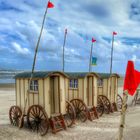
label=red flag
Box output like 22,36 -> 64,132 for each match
113,31 -> 117,35
92,38 -> 96,43
47,1 -> 54,8
123,61 -> 140,96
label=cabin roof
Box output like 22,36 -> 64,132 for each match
15,71 -> 119,79
15,71 -> 100,79
97,73 -> 120,79
66,72 -> 88,78
15,71 -> 68,79
66,72 -> 100,78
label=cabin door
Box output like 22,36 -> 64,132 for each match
87,76 -> 94,106
50,76 -> 61,114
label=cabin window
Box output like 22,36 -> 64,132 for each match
98,79 -> 103,86
69,79 -> 78,89
30,80 -> 38,91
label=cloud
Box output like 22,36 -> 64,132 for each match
132,55 -> 137,62
12,42 -> 30,56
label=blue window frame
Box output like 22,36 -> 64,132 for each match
30,80 -> 38,91
69,79 -> 78,89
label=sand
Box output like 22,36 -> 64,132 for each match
0,85 -> 140,140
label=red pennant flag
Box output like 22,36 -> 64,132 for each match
92,38 -> 96,43
47,1 -> 54,8
123,61 -> 140,96
113,31 -> 117,35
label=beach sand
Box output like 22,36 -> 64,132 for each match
0,84 -> 140,140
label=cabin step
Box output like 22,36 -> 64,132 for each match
87,106 -> 98,121
49,113 -> 66,134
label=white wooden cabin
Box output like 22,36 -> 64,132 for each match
15,71 -> 68,118
65,72 -> 100,107
97,73 -> 120,104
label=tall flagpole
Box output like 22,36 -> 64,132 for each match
19,0 -> 54,128
89,42 -> 93,72
110,33 -> 115,75
109,32 -> 117,110
62,29 -> 68,72
89,38 -> 96,72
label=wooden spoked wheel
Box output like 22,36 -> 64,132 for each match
27,105 -> 49,136
96,97 -> 104,117
70,99 -> 88,122
9,106 -> 22,126
64,101 -> 76,127
117,94 -> 123,110
98,95 -> 111,114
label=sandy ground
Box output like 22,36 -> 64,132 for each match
0,86 -> 140,140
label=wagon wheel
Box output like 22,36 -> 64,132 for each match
27,105 -> 49,136
96,97 -> 104,117
70,99 -> 88,122
64,101 -> 76,127
117,94 -> 123,110
9,106 -> 22,126
98,95 -> 111,114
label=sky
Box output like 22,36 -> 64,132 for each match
1,0 -> 140,74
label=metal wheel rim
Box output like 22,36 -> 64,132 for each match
70,99 -> 88,122
64,100 -> 76,127
117,94 -> 123,110
98,95 -> 111,114
97,97 -> 104,117
9,106 -> 22,126
27,105 -> 49,136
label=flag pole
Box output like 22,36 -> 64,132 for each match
110,33 -> 115,75
109,32 -> 116,111
117,90 -> 128,140
62,29 -> 68,72
19,1 -> 50,128
89,42 -> 93,72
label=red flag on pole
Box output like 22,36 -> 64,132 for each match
92,38 -> 96,43
123,61 -> 140,96
113,31 -> 117,35
47,1 -> 54,8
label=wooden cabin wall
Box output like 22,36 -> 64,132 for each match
44,77 -> 51,117
110,76 -> 119,103
84,78 -> 87,105
64,78 -> 69,100
86,76 -> 97,107
109,76 -> 119,103
66,78 -> 85,102
103,79 -> 109,98
60,76 -> 66,114
87,77 -> 93,106
16,79 -> 21,108
110,77 -> 115,103
115,77 -> 118,103
79,78 -> 84,101
97,86 -> 103,96
97,76 -> 119,103
16,78 -> 52,117
16,79 -> 28,111
94,77 -> 98,106
66,76 -> 98,107
107,79 -> 110,100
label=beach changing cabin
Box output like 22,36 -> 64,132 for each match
65,72 -> 100,107
97,73 -> 120,106
15,71 -> 69,117
11,71 -> 76,135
